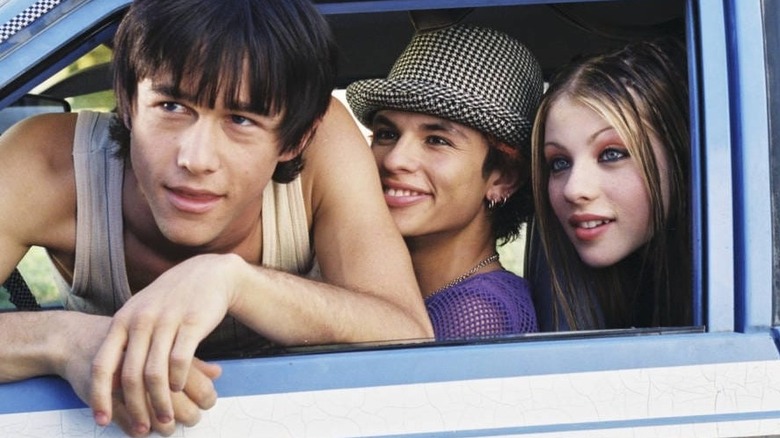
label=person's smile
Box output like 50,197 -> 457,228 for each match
568,212 -> 614,242
381,180 -> 431,208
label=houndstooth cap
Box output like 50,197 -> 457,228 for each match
346,24 -> 543,152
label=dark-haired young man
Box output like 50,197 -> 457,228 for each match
0,0 -> 432,435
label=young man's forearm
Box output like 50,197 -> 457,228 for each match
0,310 -> 84,381
229,258 -> 433,346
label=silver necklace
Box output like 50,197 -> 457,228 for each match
428,253 -> 499,297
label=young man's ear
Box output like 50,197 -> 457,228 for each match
486,167 -> 521,202
486,142 -> 529,199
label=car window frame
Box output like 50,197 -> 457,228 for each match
0,0 -> 779,415
763,0 -> 780,328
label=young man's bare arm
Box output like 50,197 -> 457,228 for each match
0,115 -> 126,422
91,98 -> 433,430
0,113 -> 80,381
0,114 -> 219,436
278,97 -> 433,341
218,97 -> 432,343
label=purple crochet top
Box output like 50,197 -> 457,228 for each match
425,270 -> 537,341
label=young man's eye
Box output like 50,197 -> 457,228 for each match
426,136 -> 451,147
161,101 -> 185,112
599,147 -> 629,162
230,115 -> 253,126
370,129 -> 398,145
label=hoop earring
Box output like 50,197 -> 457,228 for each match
487,194 -> 508,211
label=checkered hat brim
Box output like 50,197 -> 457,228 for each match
347,24 -> 543,151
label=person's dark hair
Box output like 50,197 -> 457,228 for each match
110,0 -> 337,183
482,135 -> 533,245
531,37 -> 691,329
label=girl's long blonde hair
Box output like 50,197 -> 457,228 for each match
531,39 -> 691,329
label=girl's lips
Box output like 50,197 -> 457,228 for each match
573,221 -> 611,241
570,216 -> 614,241
166,187 -> 223,214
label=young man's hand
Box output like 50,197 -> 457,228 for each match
89,254 -> 240,435
102,359 -> 221,436
52,311 -> 219,436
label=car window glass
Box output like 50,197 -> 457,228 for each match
2,0 -> 701,346
764,0 -> 780,326
31,44 -> 114,111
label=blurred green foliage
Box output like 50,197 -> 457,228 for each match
498,224 -> 526,276
34,44 -> 115,111
1,246 -> 60,310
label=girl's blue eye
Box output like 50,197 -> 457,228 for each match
549,157 -> 570,173
599,148 -> 629,162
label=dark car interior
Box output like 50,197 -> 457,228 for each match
326,1 -> 685,86
6,1 -> 686,104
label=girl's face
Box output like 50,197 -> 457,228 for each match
370,110 -> 499,240
542,96 -> 669,268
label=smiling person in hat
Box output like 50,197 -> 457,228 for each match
347,24 -> 543,340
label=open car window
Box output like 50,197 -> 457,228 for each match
2,2 -> 780,436
1,0 -> 701,344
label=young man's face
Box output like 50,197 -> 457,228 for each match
370,110 -> 496,242
127,77 -> 295,249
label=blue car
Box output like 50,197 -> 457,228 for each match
1,0 -> 779,436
